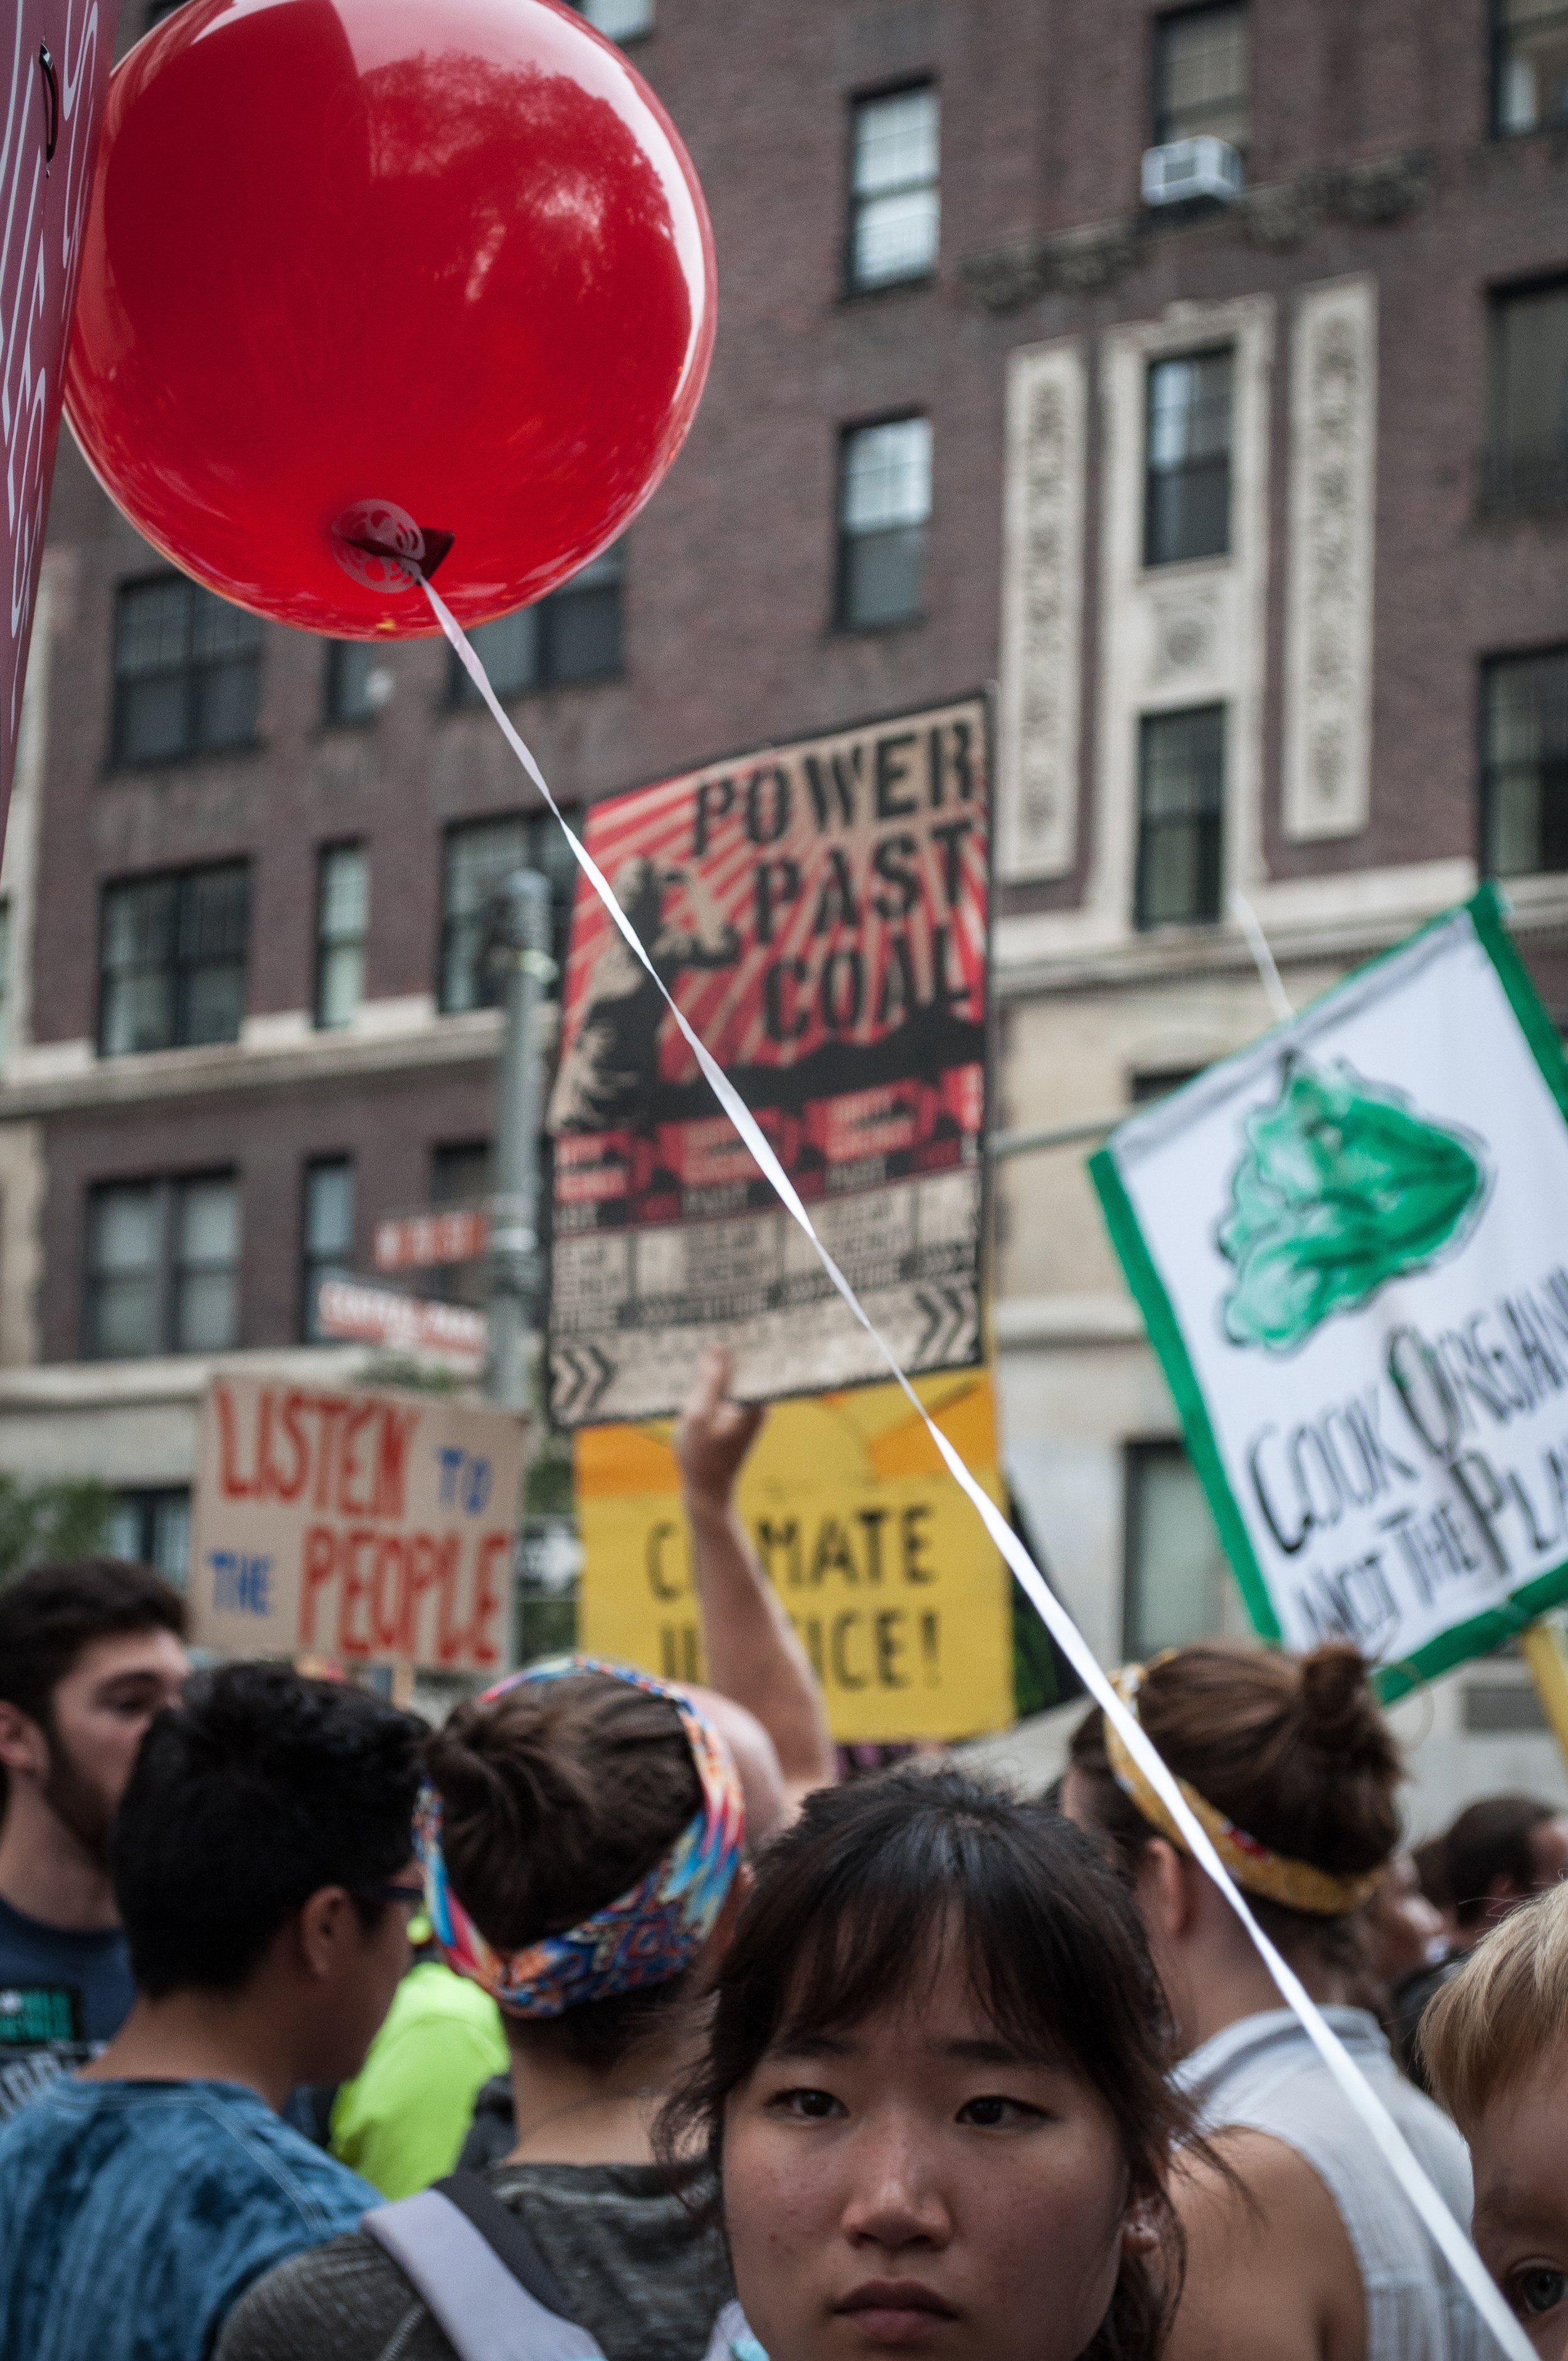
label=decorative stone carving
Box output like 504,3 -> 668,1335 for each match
961,240 -> 1050,316
1149,587 -> 1220,686
1334,149 -> 1435,225
999,339 -> 1087,880
1044,218 -> 1138,292
1283,278 -> 1377,841
1239,173 -> 1328,250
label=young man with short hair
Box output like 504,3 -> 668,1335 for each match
0,1661 -> 425,2361
0,1558 -> 188,2108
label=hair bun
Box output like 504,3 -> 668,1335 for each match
1296,1644 -> 1379,1754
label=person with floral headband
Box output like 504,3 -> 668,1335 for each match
218,1654 -> 750,2361
1062,1642 -> 1485,2361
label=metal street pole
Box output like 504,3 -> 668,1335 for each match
484,868 -> 554,1411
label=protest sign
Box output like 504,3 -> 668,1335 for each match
547,696 -> 991,1425
576,1370 -> 1012,1741
2,3 -> 118,814
188,1373 -> 527,1672
1092,888 -> 1568,1698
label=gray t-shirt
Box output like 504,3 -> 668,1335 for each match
215,2160 -> 731,2361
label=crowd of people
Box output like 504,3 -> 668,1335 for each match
1,1349 -> 1567,2360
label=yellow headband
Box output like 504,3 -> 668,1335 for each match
1102,1663 -> 1385,1918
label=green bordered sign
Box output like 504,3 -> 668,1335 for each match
1090,888 -> 1568,1700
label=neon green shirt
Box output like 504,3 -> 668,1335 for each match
329,1958 -> 509,2199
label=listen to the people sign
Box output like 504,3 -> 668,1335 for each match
189,1374 -> 528,1673
1093,889 -> 1568,1698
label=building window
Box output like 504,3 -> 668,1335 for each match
1153,4 -> 1249,149
450,544 -> 624,707
1136,706 -> 1225,928
1486,280 -> 1568,514
849,86 -> 940,290
1494,0 -> 1568,134
1483,649 -> 1568,876
301,1157 -> 356,1341
838,417 -> 931,630
111,577 -> 262,767
99,863 -> 250,1056
144,0 -> 187,24
571,0 -> 652,37
85,1174 -> 240,1359
439,814 -> 578,1015
1145,349 -> 1233,566
432,1140 -> 494,1310
315,844 -> 368,1029
324,642 -> 392,726
1124,1440 -> 1229,1657
107,1488 -> 191,1584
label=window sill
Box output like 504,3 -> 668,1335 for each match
442,671 -> 625,714
839,271 -> 939,306
1138,549 -> 1233,580
829,613 -> 928,639
102,738 -> 267,778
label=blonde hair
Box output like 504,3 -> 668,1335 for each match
1419,1880 -> 1568,2131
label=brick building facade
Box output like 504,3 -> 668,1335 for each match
5,0 -> 1568,1813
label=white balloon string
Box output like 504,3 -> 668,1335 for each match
421,575 -> 1522,2360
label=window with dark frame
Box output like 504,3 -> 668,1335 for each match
324,642 -> 391,726
1152,4 -> 1249,149
1136,706 -> 1226,929
111,578 -> 262,767
1130,1066 -> 1202,1105
1483,649 -> 1568,877
315,844 -> 368,1029
431,1140 -> 495,1310
99,863 -> 250,1056
848,85 -> 940,291
838,416 -> 931,629
449,544 -> 624,707
107,1488 -> 191,1584
438,813 -> 578,1016
85,1173 -> 240,1359
1145,349 -> 1234,566
1123,1440 -> 1229,1657
301,1157 -> 356,1342
1486,279 -> 1568,514
1493,0 -> 1568,134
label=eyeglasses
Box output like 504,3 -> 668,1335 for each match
359,1880 -> 426,1913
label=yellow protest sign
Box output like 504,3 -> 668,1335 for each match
576,1371 -> 1012,1742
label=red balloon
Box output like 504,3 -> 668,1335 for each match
63,0 -> 716,637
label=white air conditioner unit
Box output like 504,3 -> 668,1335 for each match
1141,136 -> 1244,208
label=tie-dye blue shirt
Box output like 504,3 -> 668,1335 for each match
0,2075 -> 376,2361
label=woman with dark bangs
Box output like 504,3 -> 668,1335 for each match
662,1764 -> 1197,2361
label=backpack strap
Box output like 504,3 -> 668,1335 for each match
363,2172 -> 605,2361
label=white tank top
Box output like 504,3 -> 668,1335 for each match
1174,2007 -> 1498,2361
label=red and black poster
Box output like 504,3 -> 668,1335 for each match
1,2 -> 119,819
548,695 -> 990,1426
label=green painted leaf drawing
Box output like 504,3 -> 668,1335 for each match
1216,1056 -> 1490,1354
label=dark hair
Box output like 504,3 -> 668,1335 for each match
1067,1643 -> 1402,1968
662,1766 -> 1197,2361
110,1662 -> 423,1997
0,1558 -> 187,1726
1411,1832 -> 1453,1916
1444,1793 -> 1557,1931
0,1558 -> 188,1811
423,1670 -> 702,2070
